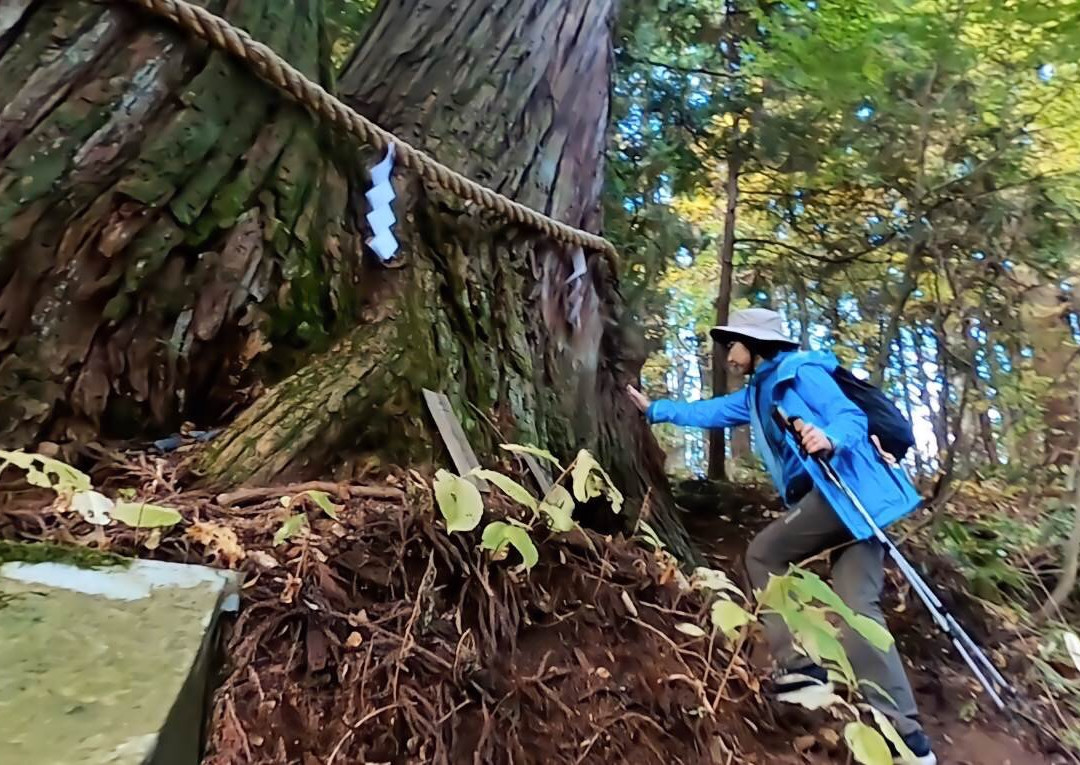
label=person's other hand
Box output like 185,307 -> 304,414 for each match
626,385 -> 651,414
793,419 -> 833,457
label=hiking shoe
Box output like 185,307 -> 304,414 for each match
767,663 -> 834,707
888,729 -> 937,765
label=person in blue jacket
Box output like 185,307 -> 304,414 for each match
627,308 -> 936,765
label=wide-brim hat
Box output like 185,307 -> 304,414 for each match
710,307 -> 799,347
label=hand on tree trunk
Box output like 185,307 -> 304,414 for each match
626,385 -> 651,414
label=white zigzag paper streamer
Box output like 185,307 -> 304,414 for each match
366,143 -> 398,262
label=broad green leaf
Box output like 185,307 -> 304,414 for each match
537,484 -> 575,532
864,706 -> 915,762
480,521 -> 539,569
570,449 -> 624,513
112,501 -> 182,529
303,490 -> 342,519
789,569 -> 893,652
273,514 -> 309,545
0,450 -> 92,494
433,469 -> 484,532
675,622 -> 708,638
71,491 -> 114,525
781,605 -> 855,684
499,443 -> 563,469
843,722 -> 892,765
710,599 -> 754,638
469,469 -> 538,511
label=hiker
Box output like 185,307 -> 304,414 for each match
626,308 -> 937,765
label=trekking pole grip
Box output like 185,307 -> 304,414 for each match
772,406 -> 830,461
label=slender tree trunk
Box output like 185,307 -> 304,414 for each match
913,326 -> 948,459
1038,380 -> 1080,620
709,120 -> 740,480
897,333 -> 925,475
1015,264 -> 1079,466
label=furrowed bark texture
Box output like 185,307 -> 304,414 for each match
0,0 -> 694,557
1,0 -> 353,444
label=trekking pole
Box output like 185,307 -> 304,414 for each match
772,406 -> 1017,713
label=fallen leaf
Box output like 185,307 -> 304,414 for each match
248,550 -> 280,569
187,522 -> 246,566
143,528 -> 162,550
345,632 -> 363,650
112,501 -> 182,528
1064,631 -> 1080,673
71,490 -> 114,525
675,622 -> 707,639
794,734 -> 816,752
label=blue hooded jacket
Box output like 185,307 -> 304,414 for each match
647,350 -> 921,539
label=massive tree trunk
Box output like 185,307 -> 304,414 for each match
0,0 -> 696,556
1,0 -> 346,444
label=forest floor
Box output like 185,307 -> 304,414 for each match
0,446 -> 1077,764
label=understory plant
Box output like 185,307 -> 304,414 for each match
432,445 -> 913,764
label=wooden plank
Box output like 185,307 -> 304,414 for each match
422,389 -> 488,492
522,453 -> 553,493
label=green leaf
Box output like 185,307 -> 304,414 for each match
710,599 -> 754,638
636,519 -> 666,550
864,706 -> 916,762
843,721 -> 892,765
789,569 -> 893,652
499,443 -> 563,469
0,450 -> 92,495
469,469 -> 538,511
433,469 -> 484,532
303,490 -> 342,519
538,485 -> 575,532
273,514 -> 309,546
112,501 -> 182,529
480,521 -> 539,569
570,449 -> 624,513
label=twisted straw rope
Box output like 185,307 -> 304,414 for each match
114,0 -> 620,264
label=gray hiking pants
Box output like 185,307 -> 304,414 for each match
745,488 -> 922,736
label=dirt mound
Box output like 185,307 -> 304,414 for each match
4,459 -> 1077,764
1,457 -> 780,765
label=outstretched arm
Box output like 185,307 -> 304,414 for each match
627,385 -> 752,429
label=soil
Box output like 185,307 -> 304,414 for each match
0,460 -> 1076,764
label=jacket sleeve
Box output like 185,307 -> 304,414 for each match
646,390 -> 752,429
788,365 -> 868,454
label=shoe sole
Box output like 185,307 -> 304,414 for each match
895,754 -> 936,765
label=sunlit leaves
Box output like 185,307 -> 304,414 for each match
433,469 -> 484,532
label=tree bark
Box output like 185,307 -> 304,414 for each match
1015,264 -> 1079,467
709,120 -> 740,480
0,0 -> 352,445
0,0 -> 697,559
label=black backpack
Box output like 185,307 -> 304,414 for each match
831,366 -> 916,461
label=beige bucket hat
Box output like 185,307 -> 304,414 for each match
709,308 -> 799,347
